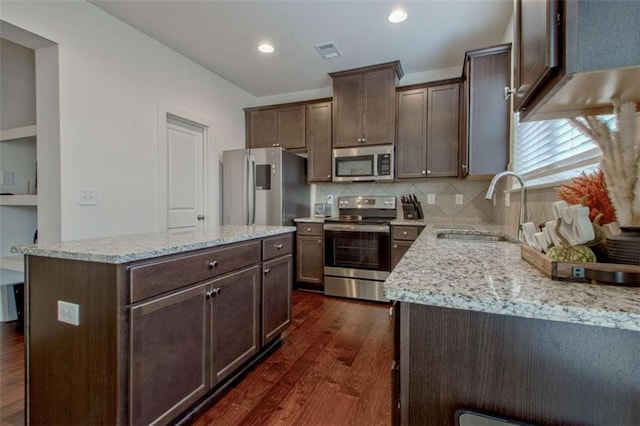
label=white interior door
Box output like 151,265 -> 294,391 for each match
166,117 -> 205,230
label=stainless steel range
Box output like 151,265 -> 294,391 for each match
324,195 -> 396,303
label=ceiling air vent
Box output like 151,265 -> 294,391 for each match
315,42 -> 342,60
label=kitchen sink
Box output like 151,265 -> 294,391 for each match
436,232 -> 507,242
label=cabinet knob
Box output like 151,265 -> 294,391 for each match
393,244 -> 398,248
307,227 -> 312,232
403,231 -> 408,235
264,268 -> 271,274
327,174 -> 331,178
208,261 -> 218,269
421,170 -> 426,175
197,214 -> 205,220
317,239 -> 322,244
461,164 -> 467,171
274,243 -> 284,250
205,289 -> 214,298
427,170 -> 431,175
213,287 -> 221,296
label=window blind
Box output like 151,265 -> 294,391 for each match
513,114 -> 615,186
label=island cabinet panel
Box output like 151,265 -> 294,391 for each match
331,61 -> 402,148
130,282 -> 210,426
211,265 -> 261,384
397,303 -> 640,425
129,240 -> 261,303
262,254 -> 293,346
306,101 -> 333,182
27,256 -> 126,425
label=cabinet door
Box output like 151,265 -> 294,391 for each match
513,0 -> 560,111
467,48 -> 511,175
397,89 -> 428,179
333,73 -> 363,148
296,235 -> 324,283
210,265 -> 261,385
278,105 -> 306,149
130,283 -> 210,426
362,68 -> 396,146
427,84 -> 459,177
307,102 -> 333,182
391,240 -> 414,270
247,109 -> 278,148
262,255 -> 292,346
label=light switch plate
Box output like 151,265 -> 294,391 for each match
427,194 -> 436,205
455,194 -> 464,205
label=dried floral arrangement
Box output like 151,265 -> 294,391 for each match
557,170 -> 616,224
569,101 -> 640,227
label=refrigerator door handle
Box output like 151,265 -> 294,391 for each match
249,154 -> 256,225
244,153 -> 250,225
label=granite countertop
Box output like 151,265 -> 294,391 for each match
12,225 -> 295,264
384,224 -> 640,332
293,217 -> 326,223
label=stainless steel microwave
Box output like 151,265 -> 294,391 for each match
332,145 -> 394,182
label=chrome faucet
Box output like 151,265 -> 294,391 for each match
485,171 -> 527,242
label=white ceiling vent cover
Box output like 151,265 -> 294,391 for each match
315,42 -> 342,60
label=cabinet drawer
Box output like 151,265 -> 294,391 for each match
392,226 -> 423,241
263,234 -> 293,260
297,223 -> 323,236
129,240 -> 261,303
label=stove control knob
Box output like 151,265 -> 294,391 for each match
344,201 -> 349,205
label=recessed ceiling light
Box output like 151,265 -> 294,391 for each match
387,9 -> 408,23
258,43 -> 275,54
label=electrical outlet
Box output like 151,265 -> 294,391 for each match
57,300 -> 80,326
455,194 -> 464,205
505,192 -> 511,207
1,170 -> 14,185
427,194 -> 436,205
78,189 -> 97,206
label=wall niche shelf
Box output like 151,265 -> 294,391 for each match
0,125 -> 37,142
0,194 -> 38,206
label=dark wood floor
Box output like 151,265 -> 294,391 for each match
0,290 -> 392,426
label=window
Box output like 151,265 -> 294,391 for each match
513,114 -> 615,187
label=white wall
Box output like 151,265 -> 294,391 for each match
1,1 -> 254,240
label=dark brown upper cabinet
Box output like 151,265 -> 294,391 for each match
396,81 -> 461,179
330,61 -> 403,148
460,44 -> 511,177
245,103 -> 307,149
306,101 -> 333,182
513,0 -> 640,121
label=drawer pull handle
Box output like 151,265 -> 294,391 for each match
403,231 -> 408,235
307,227 -> 312,232
208,261 -> 218,269
264,268 -> 271,274
275,244 -> 284,250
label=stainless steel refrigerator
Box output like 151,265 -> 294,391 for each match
222,147 -> 309,226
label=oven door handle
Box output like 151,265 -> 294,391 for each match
324,224 -> 390,233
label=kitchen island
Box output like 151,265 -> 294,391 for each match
385,224 -> 640,425
12,225 -> 295,425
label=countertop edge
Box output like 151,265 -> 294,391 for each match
12,227 -> 295,264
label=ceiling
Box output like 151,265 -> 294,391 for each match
89,0 -> 513,98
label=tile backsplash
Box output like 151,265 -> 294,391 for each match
313,179 -> 494,222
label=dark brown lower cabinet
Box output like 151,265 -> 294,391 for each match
395,302 -> 640,425
262,255 -> 292,346
130,283 -> 210,426
211,265 -> 261,384
25,233 -> 294,425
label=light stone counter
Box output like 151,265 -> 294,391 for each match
12,225 -> 295,264
293,217 -> 326,223
384,224 -> 640,332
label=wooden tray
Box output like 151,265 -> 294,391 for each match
521,245 -> 640,286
